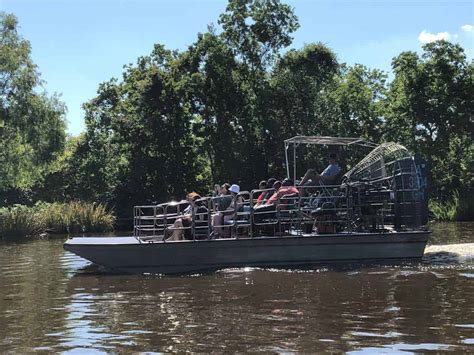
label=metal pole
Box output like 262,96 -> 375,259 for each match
285,142 -> 290,179
293,144 -> 297,183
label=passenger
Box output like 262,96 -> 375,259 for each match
212,184 -> 243,238
299,153 -> 342,194
266,179 -> 299,205
272,180 -> 282,191
254,179 -> 298,224
225,183 -> 243,217
166,192 -> 205,241
262,177 -> 277,201
254,180 -> 268,207
221,183 -> 231,194
212,183 -> 232,211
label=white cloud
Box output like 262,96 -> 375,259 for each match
461,24 -> 473,32
418,30 -> 450,43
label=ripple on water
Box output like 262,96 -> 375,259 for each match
1,235 -> 474,353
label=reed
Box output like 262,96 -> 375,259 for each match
0,202 -> 115,238
0,205 -> 44,237
38,201 -> 115,234
429,190 -> 460,222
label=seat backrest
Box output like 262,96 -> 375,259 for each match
193,206 -> 210,238
279,193 -> 299,208
213,195 -> 233,211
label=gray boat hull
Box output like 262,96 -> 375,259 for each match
64,231 -> 430,274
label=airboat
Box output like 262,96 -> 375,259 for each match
64,136 -> 430,274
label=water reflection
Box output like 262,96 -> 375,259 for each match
429,222 -> 474,244
0,224 -> 473,352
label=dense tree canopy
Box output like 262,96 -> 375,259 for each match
0,12 -> 66,204
1,1 -> 472,221
385,41 -> 473,199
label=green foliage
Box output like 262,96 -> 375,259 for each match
384,41 -> 473,199
0,13 -> 66,203
429,190 -> 460,222
219,0 -> 299,68
36,201 -> 115,234
59,1 -> 473,223
0,204 -> 44,237
1,2 -> 472,223
0,202 -> 115,237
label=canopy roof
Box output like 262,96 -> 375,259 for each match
284,136 -> 376,147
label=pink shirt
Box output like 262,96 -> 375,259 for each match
266,186 -> 299,205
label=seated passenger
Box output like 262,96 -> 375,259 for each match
299,153 -> 342,190
262,177 -> 277,200
212,183 -> 233,211
212,184 -> 243,238
266,179 -> 299,205
254,180 -> 268,207
254,179 -> 298,223
272,180 -> 282,191
166,192 -> 205,241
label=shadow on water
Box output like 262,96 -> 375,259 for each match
69,251 -> 474,280
424,251 -> 464,264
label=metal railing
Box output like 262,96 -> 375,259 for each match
133,167 -> 424,242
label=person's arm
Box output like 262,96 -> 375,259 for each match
266,191 -> 280,205
300,169 -> 320,185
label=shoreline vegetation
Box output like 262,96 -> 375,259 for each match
0,0 -> 472,237
429,191 -> 462,222
0,202 -> 115,238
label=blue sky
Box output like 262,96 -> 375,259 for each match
2,0 -> 473,135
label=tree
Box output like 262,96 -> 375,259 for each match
66,45 -> 204,218
329,64 -> 387,141
0,13 -> 66,204
384,40 -> 473,200
267,43 -> 339,175
219,0 -> 299,69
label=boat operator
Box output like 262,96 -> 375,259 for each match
299,153 -> 342,189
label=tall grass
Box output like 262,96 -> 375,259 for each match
0,202 -> 115,238
429,190 -> 460,222
0,205 -> 45,237
38,201 -> 115,234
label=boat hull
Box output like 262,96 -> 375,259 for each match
64,231 -> 430,274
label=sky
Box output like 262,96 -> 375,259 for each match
1,0 -> 473,135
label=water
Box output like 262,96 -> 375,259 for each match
0,223 -> 473,353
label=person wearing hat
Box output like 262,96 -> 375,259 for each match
211,184 -> 243,238
229,184 -> 240,195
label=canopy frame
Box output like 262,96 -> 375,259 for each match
284,136 -> 377,181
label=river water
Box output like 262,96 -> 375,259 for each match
0,223 -> 473,353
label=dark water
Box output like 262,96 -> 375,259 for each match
0,223 -> 473,353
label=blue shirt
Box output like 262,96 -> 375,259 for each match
321,163 -> 341,178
